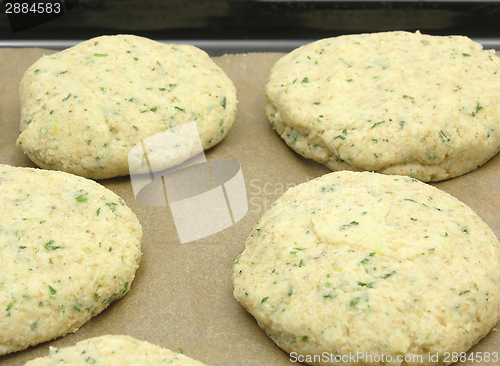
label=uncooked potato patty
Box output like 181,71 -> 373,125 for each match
17,35 -> 237,179
24,335 -> 209,366
233,171 -> 500,365
0,164 -> 142,355
266,31 -> 500,181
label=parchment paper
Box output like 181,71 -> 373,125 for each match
1,48 -> 499,366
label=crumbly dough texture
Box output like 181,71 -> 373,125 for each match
233,171 -> 500,366
24,335 -> 209,366
0,164 -> 143,355
17,34 -> 237,179
266,31 -> 500,182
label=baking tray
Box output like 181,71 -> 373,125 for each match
1,1 -> 500,366
1,0 -> 500,53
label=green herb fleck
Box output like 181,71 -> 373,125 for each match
301,335 -> 308,341
150,107 -> 157,112
439,130 -> 450,144
221,96 -> 226,109
48,285 -> 57,296
75,194 -> 87,203
94,53 -> 108,57
106,202 -> 118,216
45,240 -> 61,251
459,290 -> 470,296
370,121 -> 385,129
6,302 -> 12,317
62,93 -> 71,102
261,297 -> 269,303
341,221 -> 359,230
175,106 -> 185,112
474,103 -> 483,115
302,77 -> 309,83
274,298 -> 283,313
358,282 -> 374,288
349,297 -> 361,307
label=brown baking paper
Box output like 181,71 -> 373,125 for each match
1,47 -> 499,366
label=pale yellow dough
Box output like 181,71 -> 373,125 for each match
233,171 -> 500,366
266,31 -> 500,182
24,335 -> 210,366
0,164 -> 142,355
17,35 -> 237,179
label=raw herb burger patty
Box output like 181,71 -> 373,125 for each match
233,171 -> 500,366
17,35 -> 237,179
24,335 -> 210,366
0,164 -> 142,355
266,31 -> 500,182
